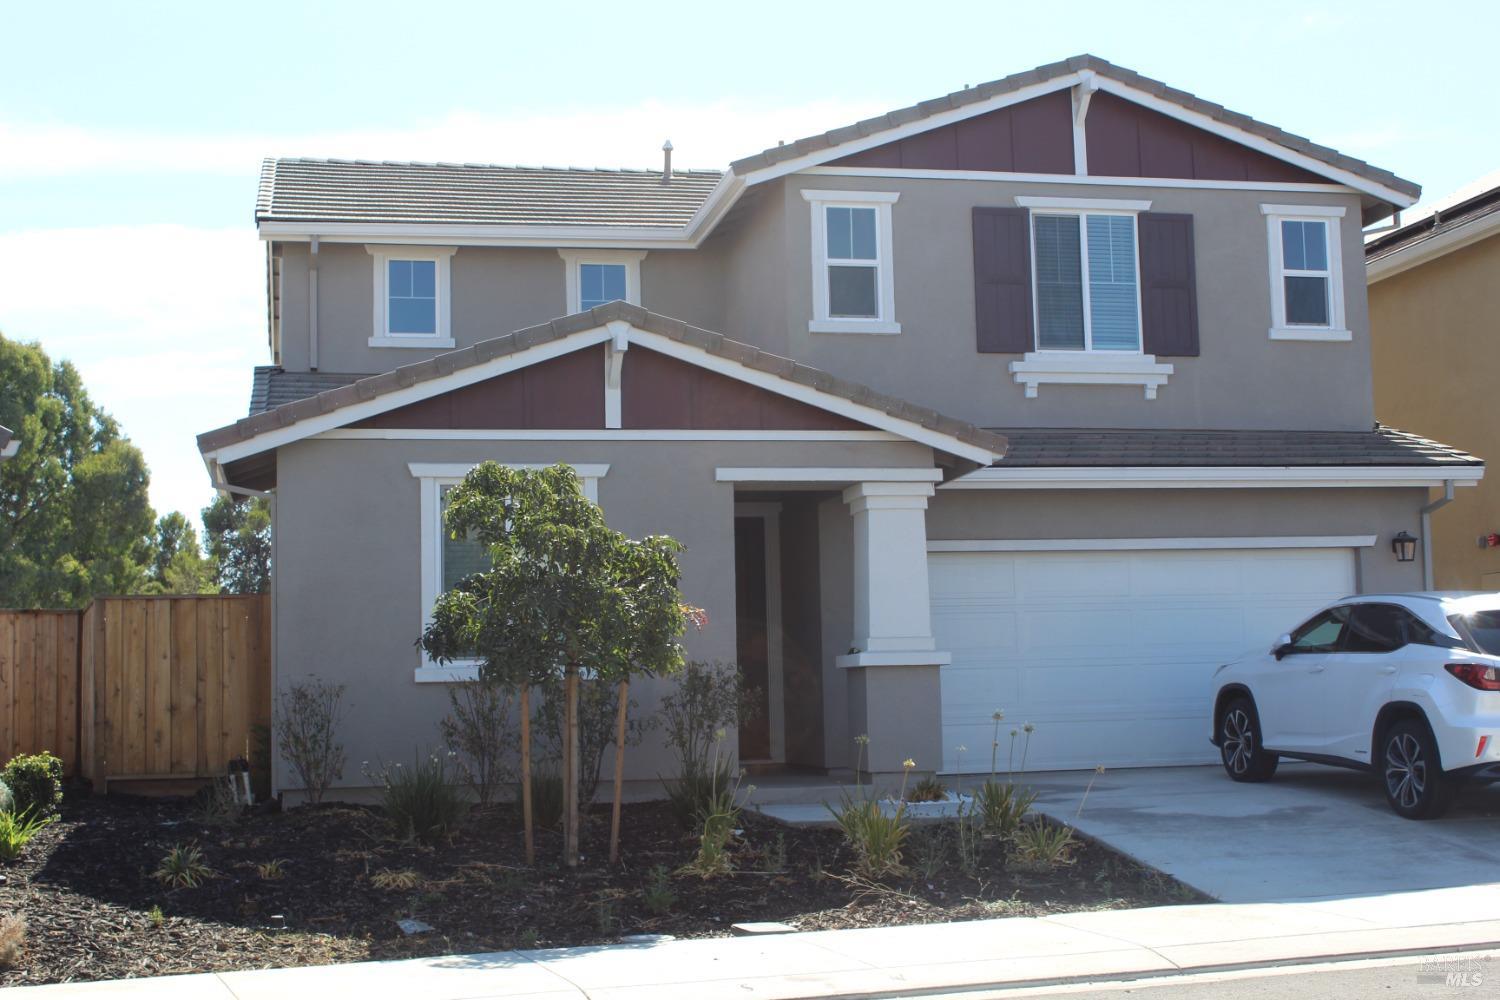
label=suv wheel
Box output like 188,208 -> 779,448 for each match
1219,697 -> 1278,782
1381,719 -> 1453,820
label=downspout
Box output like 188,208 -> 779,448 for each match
308,236 -> 320,371
1420,480 -> 1456,590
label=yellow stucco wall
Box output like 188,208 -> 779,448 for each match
1369,234 -> 1500,589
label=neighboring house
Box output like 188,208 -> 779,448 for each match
0,425 -> 16,461
199,54 -> 1482,796
1367,172 -> 1500,590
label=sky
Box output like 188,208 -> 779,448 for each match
1,0 -> 1496,529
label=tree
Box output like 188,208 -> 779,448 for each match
143,512 -> 215,595
419,463 -> 689,867
0,335 -> 156,607
203,494 -> 271,594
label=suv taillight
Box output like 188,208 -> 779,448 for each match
1445,663 -> 1500,691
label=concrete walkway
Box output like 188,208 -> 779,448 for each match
9,886 -> 1500,999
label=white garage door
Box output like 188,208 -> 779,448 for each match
930,545 -> 1356,773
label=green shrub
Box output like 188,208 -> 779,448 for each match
440,680 -> 516,808
829,795 -> 909,878
366,753 -> 468,845
973,780 -> 1036,842
664,756 -> 737,830
0,808 -> 55,861
642,864 -> 676,915
1011,819 -> 1077,871
528,764 -> 564,830
678,766 -> 751,879
906,776 -> 948,803
153,843 -> 213,888
656,662 -> 760,829
2,753 -> 63,819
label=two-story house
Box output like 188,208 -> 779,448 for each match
199,55 -> 1482,798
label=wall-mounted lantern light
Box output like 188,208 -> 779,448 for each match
1392,531 -> 1419,563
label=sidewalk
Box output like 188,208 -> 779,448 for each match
9,885 -> 1500,999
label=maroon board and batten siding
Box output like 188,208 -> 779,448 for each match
831,89 -> 1325,186
349,345 -> 864,432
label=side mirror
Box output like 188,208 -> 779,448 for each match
1272,634 -> 1293,660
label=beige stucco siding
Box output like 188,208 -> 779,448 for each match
270,435 -> 932,795
1370,235 -> 1500,588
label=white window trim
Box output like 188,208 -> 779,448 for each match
409,462 -> 609,683
801,189 -> 900,335
1013,201 -> 1169,399
557,249 -> 646,314
1260,204 -> 1349,342
368,245 -> 457,348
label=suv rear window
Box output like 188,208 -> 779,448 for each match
1451,610 -> 1500,655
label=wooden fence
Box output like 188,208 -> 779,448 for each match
0,595 -> 270,790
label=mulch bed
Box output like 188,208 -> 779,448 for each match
2,788 -> 1205,986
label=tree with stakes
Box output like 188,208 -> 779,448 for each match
418,462 -> 690,866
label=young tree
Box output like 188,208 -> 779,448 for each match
0,334 -> 156,607
419,463 -> 689,867
143,511 -> 215,594
202,494 -> 271,593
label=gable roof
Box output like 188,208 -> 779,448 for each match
256,158 -> 723,228
730,54 -> 1419,209
198,301 -> 1008,473
1366,171 -> 1500,282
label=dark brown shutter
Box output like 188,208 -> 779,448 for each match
972,207 -> 1034,353
1139,212 -> 1199,357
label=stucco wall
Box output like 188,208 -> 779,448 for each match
271,436 -> 932,796
1369,235 -> 1500,589
928,485 -> 1429,594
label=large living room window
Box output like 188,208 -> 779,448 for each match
802,190 -> 900,335
408,463 -> 609,681
1261,204 -> 1349,342
367,245 -> 456,348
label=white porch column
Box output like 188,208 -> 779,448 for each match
835,481 -> 948,780
835,482 -> 950,668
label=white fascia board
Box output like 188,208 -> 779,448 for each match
408,462 -> 610,480
943,465 -> 1486,490
716,467 -> 944,484
928,535 -> 1379,552
1093,77 -> 1417,209
1367,210 -> 1500,283
626,327 -> 1002,465
738,73 -> 1087,186
803,165 -> 1358,195
257,221 -> 701,250
205,326 -> 615,465
319,428 -> 901,442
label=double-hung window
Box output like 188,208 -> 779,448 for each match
368,245 -> 456,348
558,250 -> 645,314
1031,210 -> 1142,352
802,190 -> 900,334
1261,204 -> 1348,341
409,463 -> 609,682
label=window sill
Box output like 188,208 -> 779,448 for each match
413,664 -> 480,683
369,335 -> 456,349
809,319 -> 902,335
1008,351 -> 1174,400
1268,327 -> 1351,342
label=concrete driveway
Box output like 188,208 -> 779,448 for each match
1028,763 -> 1500,903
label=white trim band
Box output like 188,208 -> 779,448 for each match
1014,195 -> 1152,211
927,535 -> 1379,553
944,465 -> 1485,490
716,467 -> 944,483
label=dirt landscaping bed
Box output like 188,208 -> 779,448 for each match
2,789 -> 1204,986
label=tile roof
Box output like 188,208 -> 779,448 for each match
200,301 -> 1009,458
1365,174 -> 1500,263
984,427 -> 1481,468
256,159 -> 723,228
730,54 -> 1420,203
249,366 -> 364,415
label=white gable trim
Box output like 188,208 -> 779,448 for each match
203,321 -> 1004,467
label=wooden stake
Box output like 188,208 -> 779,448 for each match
608,678 -> 629,865
563,663 -> 580,868
519,683 -> 534,865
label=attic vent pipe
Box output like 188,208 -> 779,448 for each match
661,140 -> 673,183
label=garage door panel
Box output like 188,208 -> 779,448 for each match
934,545 -> 1356,772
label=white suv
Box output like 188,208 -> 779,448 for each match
1211,593 -> 1500,819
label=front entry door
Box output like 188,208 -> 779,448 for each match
735,516 -> 771,761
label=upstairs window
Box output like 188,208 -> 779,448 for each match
1261,205 -> 1349,342
367,245 -> 456,348
802,190 -> 900,335
1031,211 -> 1141,352
558,250 -> 645,314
